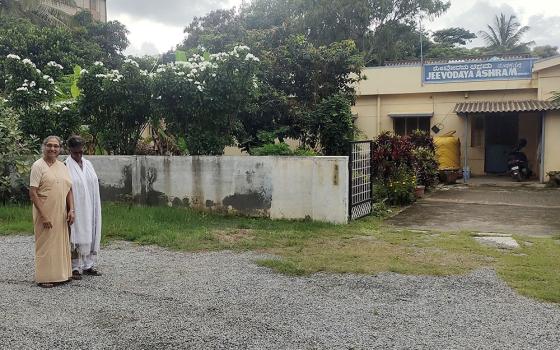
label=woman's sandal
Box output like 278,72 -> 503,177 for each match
37,283 -> 55,288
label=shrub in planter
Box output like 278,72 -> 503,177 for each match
374,164 -> 416,205
371,132 -> 415,180
412,146 -> 439,189
409,130 -> 436,151
547,171 -> 560,187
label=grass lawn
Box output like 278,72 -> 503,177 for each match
1,203 -> 559,303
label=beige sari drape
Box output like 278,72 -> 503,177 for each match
30,159 -> 73,283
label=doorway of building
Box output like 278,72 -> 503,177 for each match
484,113 -> 519,173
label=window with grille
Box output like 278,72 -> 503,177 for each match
393,117 -> 431,136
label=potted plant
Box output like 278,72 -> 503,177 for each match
547,171 -> 560,187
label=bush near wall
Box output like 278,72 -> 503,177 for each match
371,131 -> 439,206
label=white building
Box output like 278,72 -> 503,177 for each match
47,0 -> 107,22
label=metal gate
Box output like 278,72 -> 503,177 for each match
348,141 -> 373,220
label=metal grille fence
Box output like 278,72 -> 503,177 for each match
348,141 -> 373,220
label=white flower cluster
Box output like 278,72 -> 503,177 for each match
80,69 -> 89,75
22,58 -> 36,68
124,58 -> 139,68
42,74 -> 55,85
38,88 -> 48,95
7,54 -> 21,60
52,100 -> 74,111
16,86 -> 28,92
209,52 -> 230,62
47,61 -> 63,70
231,45 -> 250,58
245,53 -> 260,62
93,69 -> 123,82
93,61 -> 104,66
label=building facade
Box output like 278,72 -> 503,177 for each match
353,55 -> 560,183
48,0 -> 107,22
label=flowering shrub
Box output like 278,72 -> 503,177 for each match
374,164 -> 416,205
78,59 -> 152,154
2,54 -> 80,140
3,54 -> 61,110
0,103 -> 38,203
152,46 -> 261,155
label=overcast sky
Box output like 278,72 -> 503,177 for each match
106,0 -> 560,56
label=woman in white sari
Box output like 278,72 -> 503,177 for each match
66,135 -> 102,279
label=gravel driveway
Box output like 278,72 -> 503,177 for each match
1,235 -> 559,349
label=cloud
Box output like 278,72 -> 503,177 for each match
125,42 -> 160,57
107,0 -> 235,27
526,15 -> 560,48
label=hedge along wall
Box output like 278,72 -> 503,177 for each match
86,156 -> 349,224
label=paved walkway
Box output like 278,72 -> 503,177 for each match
1,235 -> 560,349
387,184 -> 560,236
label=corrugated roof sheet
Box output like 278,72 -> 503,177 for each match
454,100 -> 560,114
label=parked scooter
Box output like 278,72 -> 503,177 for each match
507,139 -> 532,181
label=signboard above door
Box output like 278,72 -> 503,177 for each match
423,58 -> 534,84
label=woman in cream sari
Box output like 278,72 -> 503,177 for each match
29,136 -> 75,288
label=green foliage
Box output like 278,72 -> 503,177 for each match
250,143 -> 293,156
78,59 -> 152,154
236,36 -> 363,153
374,164 -> 416,206
22,102 -> 81,141
152,46 -> 261,155
412,147 -> 439,189
432,27 -> 476,46
0,104 -> 37,203
371,132 -> 439,205
2,55 -> 81,140
532,45 -> 559,58
182,0 -> 450,65
547,171 -> 560,187
308,94 -> 355,156
54,65 -> 82,101
0,14 -> 129,77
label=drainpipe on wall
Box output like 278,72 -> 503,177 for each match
377,95 -> 381,136
463,114 -> 469,183
540,112 -> 546,183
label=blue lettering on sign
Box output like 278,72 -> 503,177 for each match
423,59 -> 534,83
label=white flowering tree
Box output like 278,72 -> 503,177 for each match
77,59 -> 153,154
2,54 -> 81,141
152,46 -> 261,155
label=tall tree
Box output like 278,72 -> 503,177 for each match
479,13 -> 534,54
425,27 -> 479,59
181,0 -> 451,65
0,0 -> 77,27
532,45 -> 559,59
432,27 -> 476,46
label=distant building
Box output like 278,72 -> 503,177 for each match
353,55 -> 560,183
47,0 -> 107,22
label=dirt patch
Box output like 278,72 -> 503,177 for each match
214,229 -> 256,244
